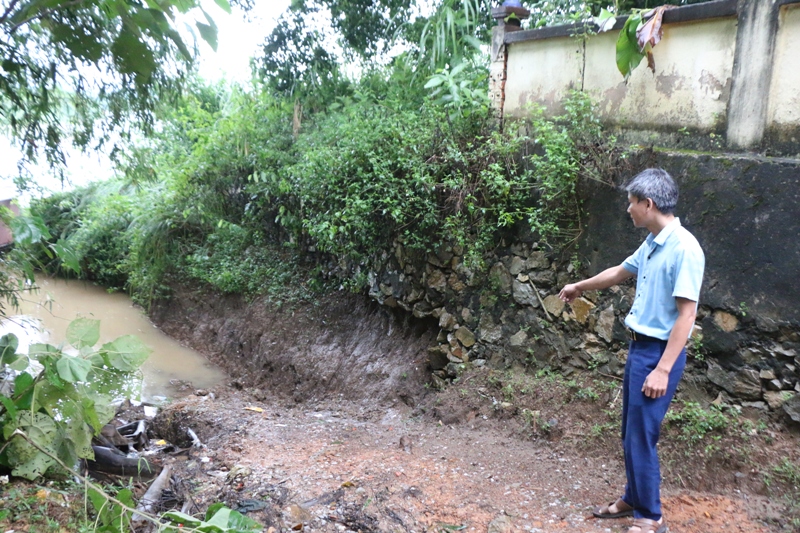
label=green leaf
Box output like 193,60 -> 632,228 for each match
52,239 -> 82,274
196,21 -> 218,51
86,487 -> 107,517
12,373 -> 34,410
101,335 -> 151,372
60,404 -> 95,458
205,506 -> 233,527
162,510 -> 204,527
8,412 -> 59,480
9,215 -> 50,245
164,504 -> 261,532
202,502 -> 261,530
213,0 -> 231,14
66,318 -> 100,349
56,356 -> 92,383
144,0 -> 165,11
43,358 -> 64,389
0,396 -> 17,422
112,24 -> 157,83
462,35 -> 484,52
49,22 -> 104,62
450,62 -> 468,77
424,76 -> 444,89
223,508 -> 261,531
616,13 -> 645,79
89,486 -> 134,531
165,27 -> 193,61
29,343 -> 61,359
34,379 -> 79,417
595,8 -> 617,33
87,351 -> 106,368
0,333 -> 19,366
8,356 -> 29,372
84,391 -> 115,428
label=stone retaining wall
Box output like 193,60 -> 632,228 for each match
366,150 -> 800,423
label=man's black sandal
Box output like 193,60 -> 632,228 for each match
592,498 -> 634,518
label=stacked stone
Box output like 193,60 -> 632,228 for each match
367,238 -> 800,424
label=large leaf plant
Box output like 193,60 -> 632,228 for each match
0,317 -> 150,480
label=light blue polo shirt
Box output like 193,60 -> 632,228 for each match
621,218 -> 705,340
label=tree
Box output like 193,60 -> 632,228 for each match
528,1 -> 713,28
0,0 -> 252,174
255,0 -> 495,110
255,0 -> 418,107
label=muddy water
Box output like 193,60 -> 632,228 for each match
0,276 -> 224,400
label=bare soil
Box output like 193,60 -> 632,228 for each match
151,388 -> 791,533
145,288 -> 800,533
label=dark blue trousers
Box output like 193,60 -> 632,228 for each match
620,339 -> 686,521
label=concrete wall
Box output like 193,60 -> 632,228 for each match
496,0 -> 800,154
584,18 -> 736,132
580,153 -> 800,326
506,17 -> 737,133
767,3 -> 800,149
504,36 -> 583,115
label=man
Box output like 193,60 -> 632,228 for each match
558,168 -> 705,533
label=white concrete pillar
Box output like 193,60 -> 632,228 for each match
727,0 -> 781,150
488,5 -> 530,121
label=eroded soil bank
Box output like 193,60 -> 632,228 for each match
148,287 -> 800,532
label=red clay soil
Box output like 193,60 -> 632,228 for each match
148,289 -> 798,532
155,390 -> 789,533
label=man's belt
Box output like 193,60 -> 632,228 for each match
628,329 -> 665,343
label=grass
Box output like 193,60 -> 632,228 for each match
663,401 -> 732,450
439,365 -> 799,500
763,458 -> 800,527
0,480 -> 95,533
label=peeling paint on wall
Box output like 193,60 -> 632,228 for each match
504,17 -> 737,132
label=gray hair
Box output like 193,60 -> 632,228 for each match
624,168 -> 678,215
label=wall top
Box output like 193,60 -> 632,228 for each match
504,0 -> 738,44
491,5 -> 530,28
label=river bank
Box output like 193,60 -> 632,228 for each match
143,285 -> 800,532
116,382 -> 789,533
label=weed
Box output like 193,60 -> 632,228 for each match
664,401 -> 731,450
587,352 -> 609,371
590,422 -> 616,438
521,407 -> 535,426
773,458 -> 800,486
738,301 -> 749,317
575,386 -> 599,402
764,458 -> 800,523
569,252 -> 582,273
0,482 -> 95,533
689,334 -> 705,361
502,382 -> 515,402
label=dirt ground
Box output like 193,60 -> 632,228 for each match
149,386 -> 791,533
142,289 -> 799,533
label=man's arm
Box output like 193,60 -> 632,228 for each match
558,265 -> 634,303
641,297 -> 697,399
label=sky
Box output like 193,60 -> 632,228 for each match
195,1 -> 291,84
0,0 -> 291,203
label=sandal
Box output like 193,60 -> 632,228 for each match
628,517 -> 667,533
592,497 -> 634,518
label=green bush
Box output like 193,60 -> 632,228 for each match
30,71 -> 611,302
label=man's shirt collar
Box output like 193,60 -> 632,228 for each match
648,217 -> 681,247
